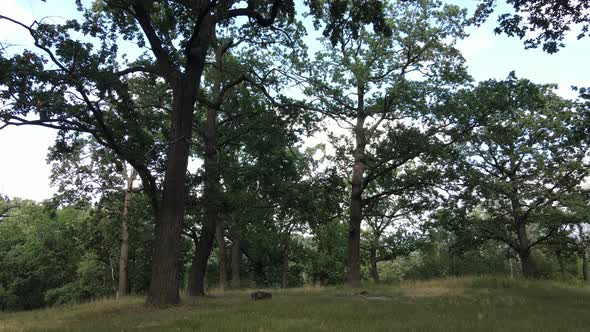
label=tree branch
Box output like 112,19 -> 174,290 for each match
129,3 -> 178,81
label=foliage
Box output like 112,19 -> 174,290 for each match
0,194 -> 154,311
303,0 -> 472,285
0,201 -> 83,310
438,73 -> 589,276
475,0 -> 590,53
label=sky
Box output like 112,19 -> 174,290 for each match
0,0 -> 589,201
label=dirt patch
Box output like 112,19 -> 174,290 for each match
363,296 -> 391,301
333,291 -> 394,301
402,286 -> 461,298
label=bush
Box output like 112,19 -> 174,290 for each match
44,283 -> 87,306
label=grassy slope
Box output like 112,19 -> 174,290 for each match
1,277 -> 590,332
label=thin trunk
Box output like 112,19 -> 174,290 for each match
577,225 -> 588,282
505,226 -> 514,278
109,255 -> 117,294
555,250 -> 566,278
369,247 -> 380,284
281,241 -> 289,288
118,169 -> 136,297
583,250 -> 588,282
348,86 -> 366,288
515,255 -> 522,276
216,218 -> 227,291
231,232 -> 241,288
147,15 -> 214,304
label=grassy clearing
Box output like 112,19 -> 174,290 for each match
2,277 -> 590,331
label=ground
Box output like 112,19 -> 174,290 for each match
1,277 -> 589,331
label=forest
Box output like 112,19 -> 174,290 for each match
0,0 -> 589,325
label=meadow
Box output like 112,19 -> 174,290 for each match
2,277 -> 589,332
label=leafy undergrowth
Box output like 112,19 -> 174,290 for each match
2,277 -> 589,331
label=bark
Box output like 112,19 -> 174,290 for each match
577,225 -> 588,282
187,252 -> 199,295
348,86 -> 367,288
109,255 -> 116,293
231,232 -> 241,288
187,188 -> 217,296
216,218 -> 227,291
147,85 -> 195,305
348,153 -> 364,287
583,250 -> 588,282
369,247 -> 380,284
147,15 -> 215,306
517,249 -> 534,277
281,241 -> 289,288
513,216 -> 536,278
515,221 -> 534,277
509,178 -> 534,278
187,40 -> 224,297
118,168 -> 136,297
188,244 -> 213,294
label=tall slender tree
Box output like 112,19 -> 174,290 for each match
305,0 -> 471,286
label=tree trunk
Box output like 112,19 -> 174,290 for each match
348,184 -> 362,288
147,16 -> 215,306
508,254 -> 514,278
555,249 -> 566,278
109,255 -> 116,294
231,232 -> 241,288
510,184 -> 534,279
281,241 -> 289,288
515,223 -> 533,278
348,94 -> 367,288
187,251 -> 199,294
582,250 -> 588,282
369,247 -> 380,284
118,168 -> 136,298
187,42 -> 224,297
518,249 -> 534,277
515,213 -> 533,277
514,220 -> 534,277
216,218 -> 227,291
147,84 -> 196,305
187,197 -> 217,297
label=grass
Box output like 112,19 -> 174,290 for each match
2,276 -> 590,331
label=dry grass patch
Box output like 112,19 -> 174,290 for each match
399,277 -> 469,298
